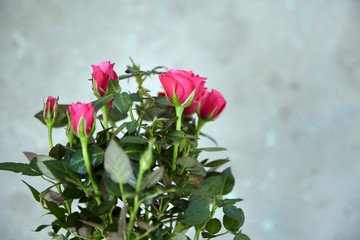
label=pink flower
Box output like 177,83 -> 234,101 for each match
92,61 -> 118,97
44,96 -> 58,121
68,102 -> 95,136
199,89 -> 226,120
159,69 -> 206,107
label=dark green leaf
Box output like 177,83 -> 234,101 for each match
126,121 -> 138,134
233,232 -> 251,240
199,175 -> 223,197
197,147 -> 227,152
201,232 -> 215,238
49,144 -> 66,160
92,94 -> 114,112
223,205 -> 245,232
120,136 -> 148,145
43,160 -> 79,183
46,200 -> 66,222
0,162 -> 31,173
62,187 -> 85,199
204,159 -> 230,168
221,168 -> 235,195
223,215 -> 241,233
206,218 -> 222,234
176,157 -> 198,168
181,196 -> 210,226
125,144 -> 145,160
167,130 -> 185,142
22,180 -> 40,202
34,224 -> 50,232
155,96 -> 172,106
69,146 -> 104,174
114,92 -> 131,115
30,155 -> 57,179
216,198 -> 243,207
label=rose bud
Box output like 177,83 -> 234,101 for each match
68,102 -> 95,137
92,61 -> 118,98
43,96 -> 59,124
159,69 -> 206,107
199,89 -> 226,120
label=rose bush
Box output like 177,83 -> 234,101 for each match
0,60 -> 249,240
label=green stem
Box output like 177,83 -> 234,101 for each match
47,124 -> 53,149
196,118 -> 206,138
127,168 -> 144,239
172,106 -> 184,171
80,137 -> 101,205
101,105 -> 110,140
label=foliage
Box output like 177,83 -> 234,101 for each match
0,60 -> 249,240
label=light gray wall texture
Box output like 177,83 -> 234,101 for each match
1,0 -> 359,239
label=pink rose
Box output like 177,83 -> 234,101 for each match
44,96 -> 58,121
92,61 -> 118,97
68,102 -> 95,136
199,89 -> 226,120
159,69 -> 206,107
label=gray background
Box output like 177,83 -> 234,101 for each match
1,0 -> 360,239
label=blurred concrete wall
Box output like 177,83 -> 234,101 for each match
1,0 -> 360,239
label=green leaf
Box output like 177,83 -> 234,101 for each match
167,130 -> 185,142
22,180 -> 40,202
0,162 -> 31,173
201,232 -> 215,239
49,144 -> 66,160
197,147 -> 227,152
126,121 -> 138,134
120,136 -> 148,145
43,160 -> 79,183
216,198 -> 243,207
155,96 -> 172,106
30,155 -> 58,179
34,224 -> 50,232
62,187 -> 85,199
170,232 -> 187,240
223,205 -> 245,232
141,167 -> 164,190
69,146 -> 104,174
91,94 -> 114,112
46,200 -> 66,222
176,157 -> 198,168
181,196 -> 210,226
223,215 -> 241,233
125,144 -> 145,160
206,218 -> 222,234
114,92 -> 131,115
104,139 -> 132,184
199,175 -> 223,197
204,159 -> 230,168
221,168 -> 235,195
233,232 -> 251,240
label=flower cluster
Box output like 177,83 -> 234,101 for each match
0,60 -> 249,240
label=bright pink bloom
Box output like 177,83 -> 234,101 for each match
68,102 -> 95,136
44,96 -> 58,120
159,69 -> 206,106
92,61 -> 118,97
199,89 -> 226,120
